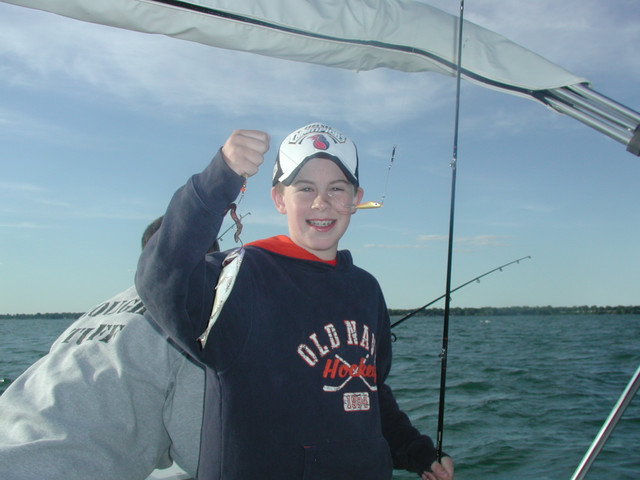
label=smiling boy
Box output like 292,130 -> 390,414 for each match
136,123 -> 453,480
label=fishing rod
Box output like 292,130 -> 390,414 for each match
436,0 -> 465,462
391,256 -> 531,331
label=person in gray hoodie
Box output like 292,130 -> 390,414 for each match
0,218 -> 209,480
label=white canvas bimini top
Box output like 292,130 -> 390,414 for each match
1,0 -> 586,92
4,0 -> 638,153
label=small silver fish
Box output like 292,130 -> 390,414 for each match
197,247 -> 245,349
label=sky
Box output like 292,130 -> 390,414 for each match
0,0 -> 639,314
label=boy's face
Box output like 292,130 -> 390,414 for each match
271,157 -> 364,260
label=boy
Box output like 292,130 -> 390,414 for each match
136,123 -> 454,479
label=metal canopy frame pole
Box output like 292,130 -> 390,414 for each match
541,84 -> 640,155
570,363 -> 640,480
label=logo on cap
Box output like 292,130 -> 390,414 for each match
310,134 -> 330,151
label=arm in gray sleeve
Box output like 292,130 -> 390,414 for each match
0,289 -> 182,480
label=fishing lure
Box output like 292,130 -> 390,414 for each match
224,203 -> 243,243
354,201 -> 383,209
220,174 -> 248,244
217,211 -> 251,243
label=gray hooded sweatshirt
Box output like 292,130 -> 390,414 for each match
0,286 -> 203,480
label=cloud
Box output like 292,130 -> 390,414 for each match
455,235 -> 510,247
0,221 -> 56,229
364,243 -> 433,249
420,234 -> 510,247
0,3 -> 454,130
364,233 -> 510,249
521,203 -> 556,214
0,179 -> 152,221
446,0 -> 640,79
0,104 -> 90,146
6,0 -> 635,143
0,181 -> 70,209
417,234 -> 448,243
0,181 -> 45,194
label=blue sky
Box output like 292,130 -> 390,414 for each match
1,0 -> 639,314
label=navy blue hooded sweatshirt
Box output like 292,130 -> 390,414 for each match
136,151 -> 439,479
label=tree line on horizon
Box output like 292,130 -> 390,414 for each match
2,305 -> 640,320
389,305 -> 640,317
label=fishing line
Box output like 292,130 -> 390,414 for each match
355,144 -> 397,210
436,0 -> 465,462
327,143 -> 397,214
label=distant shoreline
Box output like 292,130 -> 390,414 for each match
0,312 -> 86,320
2,305 -> 639,319
389,305 -> 640,317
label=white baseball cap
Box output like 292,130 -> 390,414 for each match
272,123 -> 359,186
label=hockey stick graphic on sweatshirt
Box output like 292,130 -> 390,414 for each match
322,354 -> 377,392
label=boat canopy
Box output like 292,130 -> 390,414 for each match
4,0 -> 639,154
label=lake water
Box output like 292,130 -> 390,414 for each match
1,314 -> 639,479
